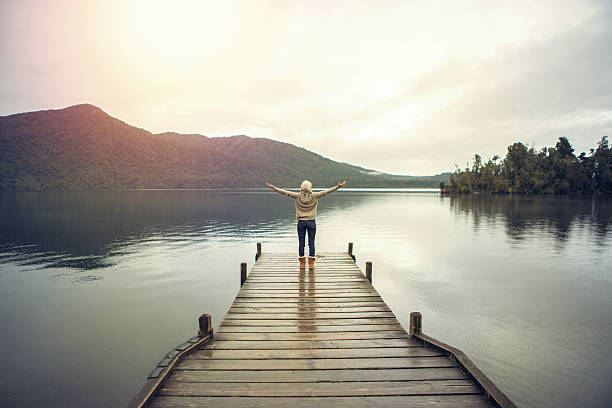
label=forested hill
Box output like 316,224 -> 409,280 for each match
443,136 -> 611,194
0,104 -> 449,190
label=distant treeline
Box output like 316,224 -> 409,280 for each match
442,136 -> 612,194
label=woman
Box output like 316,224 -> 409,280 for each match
266,180 -> 346,270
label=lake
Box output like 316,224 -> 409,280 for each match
0,189 -> 611,407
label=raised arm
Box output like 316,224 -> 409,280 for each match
266,183 -> 299,198
313,180 -> 346,198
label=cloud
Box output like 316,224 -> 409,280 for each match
416,6 -> 612,167
305,3 -> 612,174
198,3 -> 611,175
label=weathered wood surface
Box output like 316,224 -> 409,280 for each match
169,367 -> 470,382
148,395 -> 493,408
158,379 -> 481,396
145,252 -> 492,407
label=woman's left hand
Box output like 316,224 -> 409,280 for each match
266,182 -> 274,189
338,180 -> 346,187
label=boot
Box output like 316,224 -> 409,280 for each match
299,257 -> 306,269
308,257 -> 316,270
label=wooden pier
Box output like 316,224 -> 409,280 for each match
129,244 -> 515,407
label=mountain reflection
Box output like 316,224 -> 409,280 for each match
447,194 -> 612,246
3,190 -> 611,273
0,190 -> 296,270
0,190 -> 373,271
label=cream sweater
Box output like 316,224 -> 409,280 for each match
270,184 -> 341,220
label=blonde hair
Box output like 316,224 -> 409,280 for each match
300,180 -> 312,193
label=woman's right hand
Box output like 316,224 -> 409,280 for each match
266,182 -> 274,189
338,180 -> 346,188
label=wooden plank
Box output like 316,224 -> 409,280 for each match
231,297 -> 384,303
169,367 -> 470,383
252,264 -> 356,266
235,292 -> 379,296
251,264 -> 358,267
253,262 -> 356,264
249,271 -> 361,275
242,279 -> 374,291
148,395 -> 491,408
225,311 -> 392,316
251,268 -> 359,270
251,265 -> 357,267
245,279 -> 364,282
216,324 -> 403,333
177,356 -> 457,370
245,279 -> 367,283
236,294 -> 383,298
245,276 -> 366,280
249,273 -> 361,276
250,265 -> 359,268
266,255 -> 357,258
255,254 -> 350,259
223,312 -> 395,319
158,380 -> 481,397
255,260 -> 355,263
252,262 -> 357,265
185,347 -> 442,359
249,268 -> 361,270
246,275 -> 366,278
213,331 -> 408,341
227,307 -> 390,313
249,267 -> 361,270
250,266 -> 359,269
201,338 -> 421,349
248,269 -> 364,273
242,281 -> 371,290
241,284 -> 372,289
219,318 -> 401,326
255,260 -> 359,263
237,289 -> 378,294
239,288 -> 374,292
244,281 -> 366,285
228,301 -> 388,308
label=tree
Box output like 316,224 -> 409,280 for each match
593,136 -> 611,193
446,136 -> 611,195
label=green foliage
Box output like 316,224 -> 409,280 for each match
443,136 -> 612,195
0,104 -> 451,190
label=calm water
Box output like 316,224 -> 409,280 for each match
0,190 -> 611,407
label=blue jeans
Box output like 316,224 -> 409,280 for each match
297,220 -> 316,257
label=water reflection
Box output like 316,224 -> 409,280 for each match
2,191 -> 611,273
447,194 -> 612,247
0,190 -> 304,272
1,190 -> 611,408
298,268 -> 316,333
0,190 -> 431,274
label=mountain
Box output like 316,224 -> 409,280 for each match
0,104 -> 450,190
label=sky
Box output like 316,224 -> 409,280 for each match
1,0 -> 611,175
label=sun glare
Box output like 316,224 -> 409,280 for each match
123,0 -> 219,62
